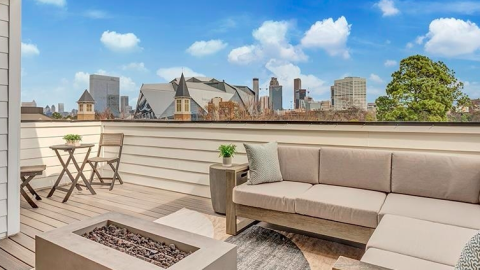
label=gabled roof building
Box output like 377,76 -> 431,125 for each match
134,76 -> 255,120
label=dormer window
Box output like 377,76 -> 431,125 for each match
184,99 -> 190,112
176,100 -> 182,112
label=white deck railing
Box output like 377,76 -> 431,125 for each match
21,121 -> 480,198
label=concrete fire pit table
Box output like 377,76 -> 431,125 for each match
35,212 -> 237,270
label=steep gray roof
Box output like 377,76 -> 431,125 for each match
174,73 -> 190,98
78,89 -> 95,103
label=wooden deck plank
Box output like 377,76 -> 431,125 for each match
20,208 -> 68,228
106,187 -> 215,214
43,191 -> 159,221
21,199 -> 89,221
0,248 -> 31,270
21,201 -> 80,224
19,224 -> 42,239
0,238 -> 35,267
8,233 -> 35,252
20,215 -> 56,232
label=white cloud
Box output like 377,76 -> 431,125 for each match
96,69 -> 107,75
415,35 -> 426,45
75,70 -> 138,92
156,67 -> 205,82
369,73 -> 385,84
121,62 -> 148,72
406,42 -> 414,49
463,81 -> 480,98
228,45 -> 262,65
265,59 -> 328,103
301,16 -> 351,59
74,71 -> 89,89
375,0 -> 400,17
84,10 -> 110,19
423,18 -> 480,57
21,42 -> 40,57
186,39 -> 228,57
120,76 -> 138,92
34,0 -> 66,7
384,60 -> 397,67
228,20 -> 307,65
100,31 -> 141,52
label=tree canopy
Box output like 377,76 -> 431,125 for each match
376,55 -> 469,122
51,112 -> 63,119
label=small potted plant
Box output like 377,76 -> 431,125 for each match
218,144 -> 236,167
63,134 -> 82,146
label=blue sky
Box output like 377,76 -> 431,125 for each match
21,0 -> 480,111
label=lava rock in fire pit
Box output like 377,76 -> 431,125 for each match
82,224 -> 191,268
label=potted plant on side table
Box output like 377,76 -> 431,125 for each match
218,144 -> 236,167
63,134 -> 82,147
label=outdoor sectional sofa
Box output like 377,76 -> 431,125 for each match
226,146 -> 480,270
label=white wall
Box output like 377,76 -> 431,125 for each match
20,121 -> 102,189
1,0 -> 21,238
102,122 -> 480,198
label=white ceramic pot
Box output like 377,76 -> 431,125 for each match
65,140 -> 81,146
223,156 -> 232,167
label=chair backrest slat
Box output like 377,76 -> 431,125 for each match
99,133 -> 124,147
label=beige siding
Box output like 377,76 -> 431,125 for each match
101,122 -> 480,198
20,122 -> 102,189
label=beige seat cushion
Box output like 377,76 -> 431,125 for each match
278,146 -> 320,184
233,181 -> 312,213
380,193 -> 480,230
362,248 -> 453,270
319,147 -> 392,192
295,184 -> 387,228
367,215 -> 477,266
392,152 -> 480,203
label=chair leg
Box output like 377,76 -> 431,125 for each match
26,184 -> 42,200
108,163 -> 119,191
88,161 -> 97,184
113,161 -> 123,185
21,188 -> 38,208
22,176 -> 42,201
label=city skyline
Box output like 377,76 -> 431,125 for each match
21,0 -> 480,110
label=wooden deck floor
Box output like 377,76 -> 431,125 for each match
0,183 -> 217,270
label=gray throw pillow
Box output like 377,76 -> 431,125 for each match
455,232 -> 480,270
244,142 -> 283,185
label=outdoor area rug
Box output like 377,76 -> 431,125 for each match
225,225 -> 310,270
155,208 -> 364,270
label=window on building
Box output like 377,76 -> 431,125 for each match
176,100 -> 182,112
87,104 -> 92,112
79,104 -> 83,112
184,99 -> 190,112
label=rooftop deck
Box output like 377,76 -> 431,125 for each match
0,183 -> 217,270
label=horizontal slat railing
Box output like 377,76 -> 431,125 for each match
20,122 -> 102,189
21,121 -> 480,197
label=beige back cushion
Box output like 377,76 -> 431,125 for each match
392,152 -> 480,203
278,146 -> 320,184
319,147 -> 392,192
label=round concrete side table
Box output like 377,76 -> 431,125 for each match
209,163 -> 249,215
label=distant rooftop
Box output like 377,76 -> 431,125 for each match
78,89 -> 95,103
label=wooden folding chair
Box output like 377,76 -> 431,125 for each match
20,165 -> 46,208
87,133 -> 124,191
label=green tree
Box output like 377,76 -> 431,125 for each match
376,55 -> 469,122
51,112 -> 63,119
